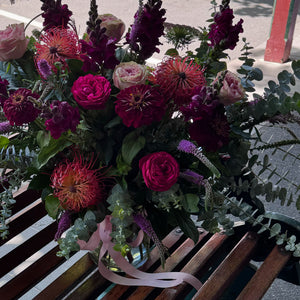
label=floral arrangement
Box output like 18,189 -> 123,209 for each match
1,0 -> 300,286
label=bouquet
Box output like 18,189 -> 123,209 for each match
1,0 -> 300,288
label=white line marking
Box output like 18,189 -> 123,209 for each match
0,9 -> 43,29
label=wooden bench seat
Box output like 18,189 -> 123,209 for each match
0,184 -> 299,300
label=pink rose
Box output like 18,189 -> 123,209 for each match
113,62 -> 148,90
139,152 -> 180,192
217,71 -> 245,106
71,74 -> 111,110
98,14 -> 125,42
0,23 -> 29,61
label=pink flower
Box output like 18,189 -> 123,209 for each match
115,85 -> 166,128
113,61 -> 148,90
139,152 -> 179,192
98,14 -> 125,42
0,23 -> 29,61
217,71 -> 245,106
3,88 -> 40,126
71,74 -> 111,110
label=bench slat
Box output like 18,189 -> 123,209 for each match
192,231 -> 259,300
236,245 -> 292,300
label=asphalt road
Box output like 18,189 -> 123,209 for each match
0,0 -> 300,299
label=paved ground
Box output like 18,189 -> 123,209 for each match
0,0 -> 300,299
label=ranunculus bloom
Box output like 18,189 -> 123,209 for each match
115,84 -> 166,128
3,88 -> 40,126
71,74 -> 111,110
45,101 -> 80,139
217,71 -> 245,106
0,23 -> 28,61
98,14 -> 125,42
113,61 -> 148,90
139,152 -> 179,192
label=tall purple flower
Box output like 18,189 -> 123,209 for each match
208,6 -> 243,51
41,0 -> 72,30
0,76 -> 9,107
0,121 -> 12,134
45,100 -> 80,139
80,0 -> 118,72
126,0 -> 166,61
54,211 -> 72,241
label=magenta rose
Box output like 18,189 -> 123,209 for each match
0,23 -> 29,61
217,71 -> 245,106
71,74 -> 111,110
98,14 -> 125,42
113,61 -> 148,90
139,152 -> 180,192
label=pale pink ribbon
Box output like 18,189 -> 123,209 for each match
77,215 -> 202,290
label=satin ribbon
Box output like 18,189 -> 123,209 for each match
77,215 -> 202,290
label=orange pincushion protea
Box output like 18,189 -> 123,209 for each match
150,56 -> 206,106
35,27 -> 81,71
51,154 -> 103,212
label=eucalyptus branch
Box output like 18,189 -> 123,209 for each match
251,139 -> 300,151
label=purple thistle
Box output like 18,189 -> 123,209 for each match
180,170 -> 204,186
178,140 -> 220,178
37,59 -> 52,79
55,210 -> 72,241
126,0 -> 166,61
0,121 -> 12,134
133,213 -> 167,267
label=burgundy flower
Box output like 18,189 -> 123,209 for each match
80,0 -> 118,72
45,100 -> 80,139
3,88 -> 40,126
208,7 -> 243,51
139,151 -> 179,192
126,0 -> 166,60
181,87 -> 230,152
71,74 -> 111,110
41,0 -> 72,30
0,76 -> 9,107
115,84 -> 166,128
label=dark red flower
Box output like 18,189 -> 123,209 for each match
208,7 -> 243,51
3,88 -> 40,126
41,0 -> 72,30
139,151 -> 179,192
115,84 -> 166,128
126,0 -> 166,60
45,101 -> 80,139
0,76 -> 9,107
150,56 -> 206,106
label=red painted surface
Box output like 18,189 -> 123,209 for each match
264,0 -> 300,63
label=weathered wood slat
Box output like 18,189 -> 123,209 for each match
156,232 -> 228,300
236,245 -> 292,300
192,231 -> 259,300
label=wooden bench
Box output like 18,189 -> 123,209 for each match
0,182 -> 299,300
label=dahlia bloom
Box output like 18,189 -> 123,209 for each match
150,56 -> 206,106
0,76 -> 9,107
115,84 -> 166,128
208,7 -> 243,51
41,0 -> 72,30
3,88 -> 40,126
35,27 -> 81,71
45,101 -> 80,139
126,0 -> 166,60
51,154 -> 103,212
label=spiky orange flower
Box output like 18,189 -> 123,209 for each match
51,154 -> 103,212
35,27 -> 81,71
150,56 -> 206,106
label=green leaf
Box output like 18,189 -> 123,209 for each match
37,135 -> 73,168
165,48 -> 179,56
292,60 -> 300,79
172,209 -> 199,243
0,136 -> 9,149
44,194 -> 60,219
121,131 -> 145,165
36,130 -> 51,148
28,173 -> 51,190
183,194 -> 199,213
